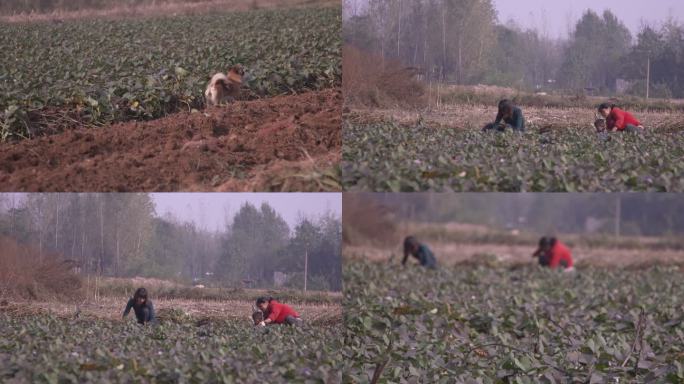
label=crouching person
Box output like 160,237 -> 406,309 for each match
123,287 -> 155,324
255,297 -> 302,326
403,236 -> 437,269
483,99 -> 525,132
532,237 -> 574,272
597,103 -> 644,133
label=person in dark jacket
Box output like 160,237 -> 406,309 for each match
402,236 -> 437,269
483,99 -> 525,132
123,287 -> 155,324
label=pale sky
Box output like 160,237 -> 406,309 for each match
0,193 -> 341,233
151,193 -> 341,232
344,0 -> 684,39
492,0 -> 681,39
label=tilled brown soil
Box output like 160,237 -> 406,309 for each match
0,89 -> 341,192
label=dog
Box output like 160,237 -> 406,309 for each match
205,65 -> 245,106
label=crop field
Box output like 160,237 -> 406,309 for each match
0,0 -> 339,23
0,313 -> 342,383
0,289 -> 343,383
343,260 -> 684,383
0,6 -> 340,138
0,5 -> 341,191
342,105 -> 684,192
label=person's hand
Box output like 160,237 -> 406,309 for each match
258,321 -> 266,327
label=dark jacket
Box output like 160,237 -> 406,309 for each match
403,244 -> 437,269
123,298 -> 155,324
494,106 -> 525,131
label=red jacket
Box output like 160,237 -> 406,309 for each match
548,241 -> 573,269
606,108 -> 641,131
266,301 -> 299,324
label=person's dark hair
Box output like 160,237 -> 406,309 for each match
538,236 -> 550,248
598,103 -> 615,112
498,99 -> 514,115
549,237 -> 557,247
133,287 -> 148,304
403,236 -> 420,254
256,297 -> 273,306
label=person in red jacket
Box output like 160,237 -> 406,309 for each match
255,297 -> 302,326
598,103 -> 644,133
532,237 -> 574,271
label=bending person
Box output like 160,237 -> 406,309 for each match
255,297 -> 302,326
532,237 -> 574,271
123,287 -> 155,324
483,99 -> 525,132
402,236 -> 437,269
597,103 -> 644,133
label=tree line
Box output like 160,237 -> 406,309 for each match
344,0 -> 684,98
0,194 -> 341,291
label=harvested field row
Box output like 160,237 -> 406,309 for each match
343,243 -> 684,269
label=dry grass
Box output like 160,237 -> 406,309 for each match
90,276 -> 342,306
231,151 -> 341,192
343,221 -> 684,269
342,193 -> 399,247
1,274 -> 342,326
343,45 -> 426,109
2,295 -> 342,326
0,237 -> 82,300
343,220 -> 684,268
347,81 -> 684,131
431,84 -> 684,112
0,0 -> 338,23
345,243 -> 684,268
350,103 -> 684,132
405,222 -> 684,250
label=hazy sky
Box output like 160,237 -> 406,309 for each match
344,0 -> 683,39
492,0 -> 683,38
0,193 -> 341,233
152,193 -> 341,231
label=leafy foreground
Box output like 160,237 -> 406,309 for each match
342,121 -> 684,192
342,261 -> 684,383
0,315 -> 342,383
0,6 -> 341,140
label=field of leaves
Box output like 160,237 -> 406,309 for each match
343,260 -> 684,383
342,116 -> 684,192
0,6 -> 341,140
0,313 -> 342,383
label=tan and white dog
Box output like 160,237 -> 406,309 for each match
204,65 -> 245,106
